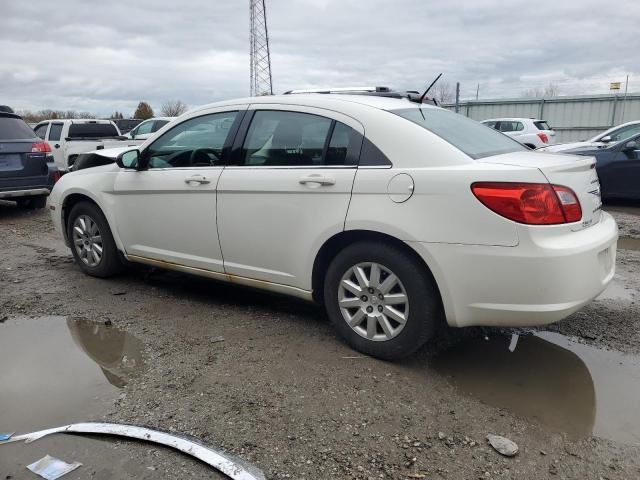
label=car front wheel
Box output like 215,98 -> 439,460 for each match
67,201 -> 123,277
324,241 -> 442,360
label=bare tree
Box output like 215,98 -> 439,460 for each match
434,81 -> 456,104
161,100 -> 188,117
543,83 -> 560,97
522,83 -> 560,98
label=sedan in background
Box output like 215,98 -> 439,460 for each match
561,132 -> 640,200
539,120 -> 640,153
0,111 -> 59,208
482,118 -> 557,149
127,117 -> 175,141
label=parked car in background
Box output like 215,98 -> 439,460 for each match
0,111 -> 59,209
48,92 -> 617,360
539,120 -> 640,153
557,132 -> 640,200
114,118 -> 142,134
126,117 -> 175,141
0,105 -> 15,114
482,118 -> 557,149
33,119 -> 142,172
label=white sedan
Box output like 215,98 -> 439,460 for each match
48,93 -> 618,360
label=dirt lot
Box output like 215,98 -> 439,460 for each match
1,202 -> 640,479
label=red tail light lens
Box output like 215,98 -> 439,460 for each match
537,132 -> 549,144
471,182 -> 582,225
32,141 -> 52,153
52,170 -> 61,184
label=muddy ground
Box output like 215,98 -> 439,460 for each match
1,202 -> 640,479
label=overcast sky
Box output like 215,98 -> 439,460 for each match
2,0 -> 639,116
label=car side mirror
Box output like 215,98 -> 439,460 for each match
600,135 -> 611,144
623,140 -> 637,151
116,149 -> 140,169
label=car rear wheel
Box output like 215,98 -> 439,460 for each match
16,195 -> 47,209
67,201 -> 124,277
324,241 -> 442,360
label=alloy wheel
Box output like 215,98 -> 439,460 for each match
72,215 -> 103,267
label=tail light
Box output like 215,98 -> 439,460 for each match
31,141 -> 52,153
52,170 -> 61,184
537,132 -> 549,144
471,182 -> 582,225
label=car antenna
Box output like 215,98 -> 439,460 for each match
418,73 -> 443,104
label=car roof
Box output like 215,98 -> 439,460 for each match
190,94 -> 440,115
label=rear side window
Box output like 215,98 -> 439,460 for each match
498,121 -> 523,132
534,121 -> 552,131
392,108 -> 526,160
326,122 -> 363,166
0,116 -> 38,140
48,123 -> 63,141
482,121 -> 497,129
68,123 -> 119,138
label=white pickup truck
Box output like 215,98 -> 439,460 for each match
33,119 -> 143,171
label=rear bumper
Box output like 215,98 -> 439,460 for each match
409,212 -> 618,328
0,187 -> 50,199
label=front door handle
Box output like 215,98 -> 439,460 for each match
185,175 -> 210,185
54,144 -> 60,149
299,174 -> 336,186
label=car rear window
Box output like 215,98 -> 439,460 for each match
392,108 -> 526,159
68,123 -> 119,138
534,121 -> 552,131
0,116 -> 38,140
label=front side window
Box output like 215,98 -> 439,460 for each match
152,120 -> 170,132
33,123 -> 48,139
144,111 -> 238,169
134,120 -> 155,136
48,123 -> 63,141
609,124 -> 640,143
393,108 -> 526,160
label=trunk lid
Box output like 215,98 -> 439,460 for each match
480,152 -> 602,231
0,140 -> 50,189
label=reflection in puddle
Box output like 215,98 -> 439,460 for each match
433,332 -> 640,445
0,316 -> 144,432
618,236 -> 640,252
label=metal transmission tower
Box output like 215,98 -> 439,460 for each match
249,0 -> 273,96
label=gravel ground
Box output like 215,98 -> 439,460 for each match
1,202 -> 640,479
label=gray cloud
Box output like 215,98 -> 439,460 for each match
1,0 -> 638,116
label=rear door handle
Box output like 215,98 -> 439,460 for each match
299,174 -> 335,186
185,175 -> 210,185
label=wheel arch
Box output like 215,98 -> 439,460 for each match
311,230 -> 445,310
61,192 -> 123,251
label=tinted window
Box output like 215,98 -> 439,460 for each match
241,111 -> 332,166
134,120 -> 154,136
152,120 -> 170,132
0,116 -> 38,140
482,121 -> 497,129
68,123 -> 119,138
534,121 -> 552,131
34,124 -> 48,139
326,122 -> 362,166
145,112 -> 238,169
498,121 -> 522,133
392,108 -> 526,159
609,124 -> 640,143
48,123 -> 63,141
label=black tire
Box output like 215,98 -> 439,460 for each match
66,201 -> 124,277
16,195 -> 47,209
324,241 -> 443,361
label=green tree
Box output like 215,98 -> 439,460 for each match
133,101 -> 154,120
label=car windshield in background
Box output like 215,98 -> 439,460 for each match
0,116 -> 38,140
534,121 -> 552,130
392,108 -> 526,159
68,123 -> 119,138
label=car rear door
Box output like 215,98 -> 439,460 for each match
216,105 -> 364,291
0,115 -> 50,192
111,108 -> 245,272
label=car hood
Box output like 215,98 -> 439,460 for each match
84,146 -> 137,159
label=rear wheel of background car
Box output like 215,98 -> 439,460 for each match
324,241 -> 442,360
16,195 -> 47,209
67,201 -> 124,278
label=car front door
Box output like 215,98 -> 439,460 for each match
46,122 -> 65,169
111,108 -> 245,271
216,105 -> 364,291
607,134 -> 640,198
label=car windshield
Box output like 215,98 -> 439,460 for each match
68,123 -> 119,138
0,116 -> 38,140
392,108 -> 526,159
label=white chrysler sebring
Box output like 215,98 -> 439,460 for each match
48,91 -> 618,360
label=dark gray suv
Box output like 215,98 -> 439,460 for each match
0,112 -> 59,209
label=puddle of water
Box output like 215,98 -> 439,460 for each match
618,236 -> 640,252
0,316 -> 143,432
432,332 -> 640,445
